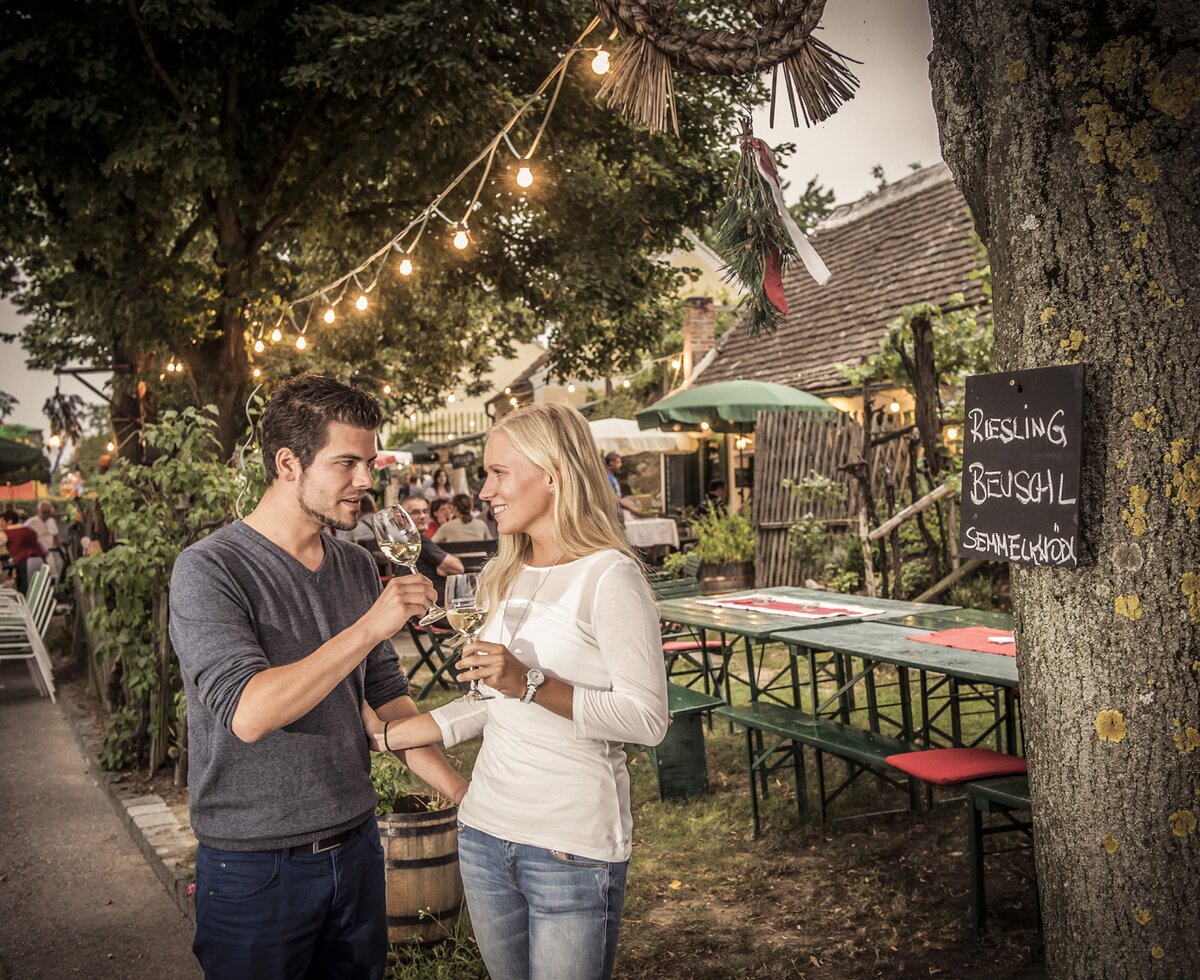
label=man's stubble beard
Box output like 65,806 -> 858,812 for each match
297,471 -> 357,532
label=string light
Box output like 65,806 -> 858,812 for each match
409,413 -> 417,423
946,426 -> 959,441
252,368 -> 261,379
106,441 -> 115,452
254,339 -> 265,353
48,434 -> 62,449
452,224 -> 470,250
296,335 -> 308,351
509,397 -> 518,407
621,378 -> 631,389
447,394 -> 456,404
323,307 -> 336,324
591,50 -> 610,75
889,400 -> 901,413
516,166 -> 534,188
271,328 -> 283,343
383,384 -> 392,395
355,294 -> 369,311
736,437 -> 749,449
504,387 -> 511,395
670,358 -> 681,370
398,254 -> 414,277
567,383 -> 576,393
700,421 -> 711,431
469,419 -> 477,430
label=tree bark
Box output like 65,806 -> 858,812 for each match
928,2 -> 1200,975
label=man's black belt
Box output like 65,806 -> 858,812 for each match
290,818 -> 368,854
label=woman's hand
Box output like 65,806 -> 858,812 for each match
457,640 -> 531,699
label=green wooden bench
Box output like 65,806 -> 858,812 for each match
715,701 -> 918,835
646,683 -> 725,800
964,776 -> 1035,937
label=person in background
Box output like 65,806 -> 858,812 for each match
432,493 -> 493,544
700,478 -> 728,515
345,494 -> 388,575
603,453 -> 642,522
362,401 -> 668,980
427,497 -> 454,538
25,500 -> 65,580
2,510 -> 46,593
169,374 -> 466,979
399,495 -> 464,607
423,467 -> 451,501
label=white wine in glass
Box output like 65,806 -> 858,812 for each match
445,573 -> 491,701
371,504 -> 447,626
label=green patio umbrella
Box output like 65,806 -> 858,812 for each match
636,379 -> 837,433
0,437 -> 51,484
393,439 -> 439,463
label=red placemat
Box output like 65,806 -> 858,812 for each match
908,626 -> 1017,656
698,594 -> 879,620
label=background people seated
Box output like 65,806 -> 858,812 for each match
432,494 -> 494,543
399,496 -> 464,607
1,509 -> 46,593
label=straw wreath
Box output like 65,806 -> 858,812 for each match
593,0 -> 859,134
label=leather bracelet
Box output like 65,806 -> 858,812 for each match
383,719 -> 392,752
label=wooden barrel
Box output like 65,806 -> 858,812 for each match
698,560 -> 754,595
379,795 -> 463,944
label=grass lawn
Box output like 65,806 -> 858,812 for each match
391,641 -> 1044,979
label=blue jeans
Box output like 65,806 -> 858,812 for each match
457,824 -> 629,980
193,817 -> 386,980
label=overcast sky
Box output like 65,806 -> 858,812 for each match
0,0 -> 942,434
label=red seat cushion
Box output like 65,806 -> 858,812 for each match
885,748 -> 1027,785
662,639 -> 725,652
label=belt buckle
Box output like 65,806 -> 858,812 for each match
311,836 -> 339,854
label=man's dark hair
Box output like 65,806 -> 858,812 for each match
604,452 -> 620,466
2,509 -> 19,523
260,374 -> 382,483
707,478 -> 727,493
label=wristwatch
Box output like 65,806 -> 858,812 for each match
521,668 -> 545,703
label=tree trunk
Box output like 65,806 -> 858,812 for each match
184,314 -> 250,461
928,2 -> 1200,975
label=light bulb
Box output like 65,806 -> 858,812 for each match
516,166 -> 534,188
670,358 -> 681,370
504,387 -> 511,395
469,419 -> 476,429
271,328 -> 283,343
296,335 -> 308,351
355,294 -> 368,311
567,383 -> 576,393
252,368 -> 261,379
509,397 -> 518,407
49,434 -> 62,449
447,394 -> 456,404
621,379 -> 631,389
453,227 -> 469,250
383,384 -> 392,395
398,255 -> 414,277
323,307 -> 336,324
889,400 -> 901,413
591,50 -> 610,75
106,441 -> 115,452
700,421 -> 710,431
254,339 -> 265,353
946,427 -> 959,441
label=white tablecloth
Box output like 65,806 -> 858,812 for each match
623,517 -> 680,550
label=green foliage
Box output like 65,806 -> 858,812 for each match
690,506 -> 754,564
0,0 -> 754,452
660,550 -> 689,579
900,558 -> 932,597
386,909 -> 486,979
826,569 -> 861,594
370,752 -> 417,816
948,573 -> 1000,611
77,407 -> 256,769
786,176 -> 836,235
782,473 -> 849,566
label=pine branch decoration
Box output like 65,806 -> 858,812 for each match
712,139 -> 799,338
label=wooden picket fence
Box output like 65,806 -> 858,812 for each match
753,411 -> 910,587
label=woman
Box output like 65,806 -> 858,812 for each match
427,496 -> 453,537
363,402 -> 668,980
422,466 -> 452,501
431,493 -> 493,543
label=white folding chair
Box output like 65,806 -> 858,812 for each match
0,566 -> 57,700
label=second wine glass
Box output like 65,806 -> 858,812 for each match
371,504 -> 447,626
445,573 -> 491,701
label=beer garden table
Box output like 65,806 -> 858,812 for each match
769,621 -> 1021,752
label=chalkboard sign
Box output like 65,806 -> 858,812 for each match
958,364 -> 1084,568
449,451 -> 476,469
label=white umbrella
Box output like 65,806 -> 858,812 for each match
588,417 -> 698,454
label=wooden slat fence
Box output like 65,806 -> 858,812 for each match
754,411 -> 910,587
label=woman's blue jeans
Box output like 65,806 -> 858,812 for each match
457,824 -> 629,980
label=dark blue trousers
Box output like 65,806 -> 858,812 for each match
193,817 -> 386,980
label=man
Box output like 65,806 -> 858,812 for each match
169,375 -> 467,980
2,510 -> 45,593
700,478 -> 728,515
399,495 -> 464,606
25,500 -> 64,579
603,451 -> 642,520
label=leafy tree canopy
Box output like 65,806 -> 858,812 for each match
0,0 -> 754,454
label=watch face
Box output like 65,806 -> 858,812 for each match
527,668 -> 545,685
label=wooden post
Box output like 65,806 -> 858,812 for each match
914,558 -> 985,603
868,482 -> 956,541
858,506 -> 877,597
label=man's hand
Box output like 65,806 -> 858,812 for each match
360,574 -> 437,644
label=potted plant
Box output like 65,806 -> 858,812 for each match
370,751 -> 463,945
690,505 -> 755,594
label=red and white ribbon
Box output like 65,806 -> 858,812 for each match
745,138 -> 831,313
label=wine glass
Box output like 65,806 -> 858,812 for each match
371,504 -> 446,626
445,573 -> 491,701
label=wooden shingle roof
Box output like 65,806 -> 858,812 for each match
701,163 -> 986,392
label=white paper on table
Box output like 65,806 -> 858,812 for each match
986,636 -> 1016,644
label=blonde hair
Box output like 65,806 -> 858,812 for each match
479,402 -> 637,614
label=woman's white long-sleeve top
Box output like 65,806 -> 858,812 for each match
429,549 -> 669,862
